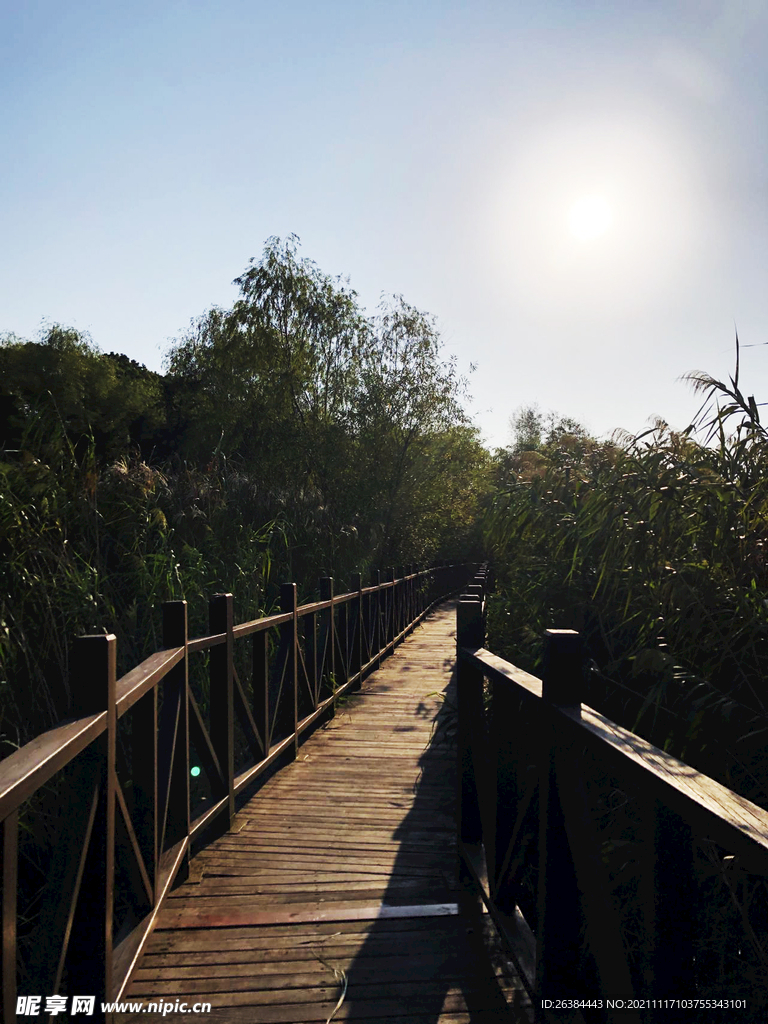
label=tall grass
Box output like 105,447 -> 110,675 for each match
483,345 -> 768,1012
485,344 -> 768,805
0,410 -> 288,754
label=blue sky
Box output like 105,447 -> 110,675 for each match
2,1 -> 767,447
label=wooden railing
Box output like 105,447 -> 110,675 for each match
0,562 -> 473,1019
457,578 -> 768,1023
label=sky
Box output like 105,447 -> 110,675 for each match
2,0 -> 767,449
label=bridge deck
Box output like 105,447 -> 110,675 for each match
123,601 -> 529,1022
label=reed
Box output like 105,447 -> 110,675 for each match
485,343 -> 768,807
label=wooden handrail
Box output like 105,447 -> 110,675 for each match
456,581 -> 768,1022
466,647 -> 768,869
0,714 -> 106,819
0,562 -> 474,1021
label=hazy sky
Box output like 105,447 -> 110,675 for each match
2,1 -> 767,448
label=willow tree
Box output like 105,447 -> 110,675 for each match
165,237 -> 487,577
350,296 -> 486,565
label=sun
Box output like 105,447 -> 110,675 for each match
567,194 -> 613,241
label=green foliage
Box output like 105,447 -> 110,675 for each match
486,367 -> 768,806
0,413 -> 283,751
164,236 -> 488,577
0,325 -> 167,460
1,236 -> 486,752
509,403 -> 590,455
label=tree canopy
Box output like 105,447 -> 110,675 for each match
1,238 -> 489,746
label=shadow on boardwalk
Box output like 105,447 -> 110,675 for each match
332,656 -> 526,1023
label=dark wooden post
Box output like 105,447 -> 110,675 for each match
252,624 -> 270,761
132,651 -> 158,902
351,572 -> 363,690
400,566 -> 407,630
642,801 -> 697,1000
1,810 -> 18,1022
304,595 -> 317,710
405,564 -> 414,626
281,583 -> 299,759
490,673 -> 519,910
320,578 -> 335,712
68,634 -> 117,1009
541,628 -> 582,707
426,564 -> 435,607
536,629 -> 582,1004
210,594 -> 235,830
539,632 -> 640,1019
387,567 -> 396,645
161,601 -> 190,882
456,598 -> 484,848
372,570 -> 382,667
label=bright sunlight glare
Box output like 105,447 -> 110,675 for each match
567,194 -> 613,241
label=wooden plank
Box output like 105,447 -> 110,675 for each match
121,984 -> 511,1012
157,901 -> 462,928
146,916 -> 470,951
186,855 -> 448,873
138,947 -> 486,969
133,951 -> 491,982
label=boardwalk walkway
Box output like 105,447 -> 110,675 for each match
121,600 -> 529,1022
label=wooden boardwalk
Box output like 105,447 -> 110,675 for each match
121,601 -> 529,1022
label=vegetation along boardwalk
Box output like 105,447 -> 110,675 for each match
120,600 -> 527,1022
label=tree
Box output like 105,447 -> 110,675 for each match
509,405 -> 544,453
165,239 -> 483,573
351,296 -> 476,563
0,326 -> 165,459
509,404 -> 590,454
165,236 -> 369,481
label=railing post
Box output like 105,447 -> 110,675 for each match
541,628 -> 582,707
337,584 -> 350,690
351,572 -> 363,690
68,634 -> 117,1010
405,564 -> 414,626
399,565 -> 405,634
456,598 -> 484,848
537,629 -> 640,1019
253,623 -> 270,762
373,570 -> 382,667
281,583 -> 299,759
1,809 -> 18,1022
132,651 -> 158,903
161,601 -> 190,881
386,567 -> 396,645
210,593 -> 235,831
642,802 -> 696,999
537,629 -> 582,1006
319,578 -> 335,712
